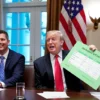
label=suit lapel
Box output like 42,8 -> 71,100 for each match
62,50 -> 68,60
5,50 -> 12,69
62,50 -> 69,84
45,54 -> 54,86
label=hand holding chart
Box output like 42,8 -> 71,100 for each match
61,41 -> 100,90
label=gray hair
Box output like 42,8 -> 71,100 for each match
47,30 -> 64,40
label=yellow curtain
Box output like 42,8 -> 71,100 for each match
45,0 -> 64,54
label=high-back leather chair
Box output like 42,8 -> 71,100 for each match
24,65 -> 34,88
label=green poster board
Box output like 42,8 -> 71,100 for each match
61,41 -> 100,90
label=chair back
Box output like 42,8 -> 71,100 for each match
24,65 -> 34,88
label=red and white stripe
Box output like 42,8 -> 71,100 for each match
59,5 -> 86,50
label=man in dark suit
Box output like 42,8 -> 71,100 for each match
34,30 -> 82,91
0,30 -> 25,87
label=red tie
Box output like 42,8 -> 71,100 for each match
54,55 -> 64,91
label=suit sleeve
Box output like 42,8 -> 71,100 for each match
4,55 -> 25,87
34,61 -> 47,89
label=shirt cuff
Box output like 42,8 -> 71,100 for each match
0,81 -> 6,88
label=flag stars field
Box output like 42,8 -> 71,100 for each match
72,1 -> 75,4
71,7 -> 74,11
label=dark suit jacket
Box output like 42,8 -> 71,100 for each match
34,50 -> 81,91
4,49 -> 25,87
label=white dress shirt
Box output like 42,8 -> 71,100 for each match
50,50 -> 67,91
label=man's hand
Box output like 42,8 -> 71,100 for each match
89,45 -> 97,51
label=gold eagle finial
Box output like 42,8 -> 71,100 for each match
89,16 -> 100,29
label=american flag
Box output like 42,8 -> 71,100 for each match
59,0 -> 86,50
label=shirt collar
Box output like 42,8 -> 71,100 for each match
0,49 -> 9,59
50,50 -> 62,60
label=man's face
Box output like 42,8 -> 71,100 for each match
0,33 -> 9,54
46,32 -> 64,55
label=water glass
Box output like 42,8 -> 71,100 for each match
16,82 -> 25,99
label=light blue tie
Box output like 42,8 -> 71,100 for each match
0,56 -> 5,81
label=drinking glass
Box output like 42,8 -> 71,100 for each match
16,82 -> 25,99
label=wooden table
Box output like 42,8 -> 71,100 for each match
0,88 -> 98,100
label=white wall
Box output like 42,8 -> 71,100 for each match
83,0 -> 100,50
